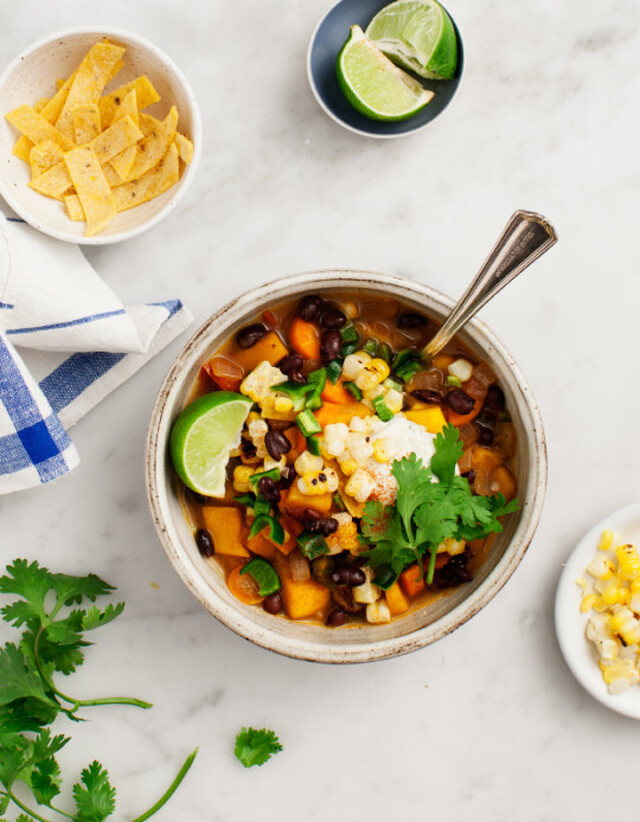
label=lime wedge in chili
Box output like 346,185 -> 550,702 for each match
169,391 -> 252,497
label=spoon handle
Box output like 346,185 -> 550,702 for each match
423,210 -> 558,362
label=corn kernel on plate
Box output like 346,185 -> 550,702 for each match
555,502 -> 640,718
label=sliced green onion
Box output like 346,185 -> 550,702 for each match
340,324 -> 359,344
306,434 -> 321,456
372,394 -> 395,422
340,343 -> 357,359
363,338 -> 378,356
378,343 -> 392,363
372,565 -> 397,590
249,467 -> 281,488
326,359 -> 342,385
344,381 -> 362,401
249,514 -> 285,545
240,558 -> 281,596
297,532 -> 329,560
296,408 -> 321,437
383,377 -> 403,392
394,360 -> 423,383
446,375 -> 462,388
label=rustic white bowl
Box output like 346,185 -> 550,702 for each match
0,27 -> 201,244
146,270 -> 547,663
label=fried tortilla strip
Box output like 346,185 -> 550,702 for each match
64,193 -> 84,221
29,115 -> 142,198
12,74 -> 76,162
64,145 -> 116,236
174,132 -> 194,164
56,42 -> 125,137
6,105 -> 75,151
126,106 -> 178,182
72,103 -> 101,144
112,88 -> 139,126
113,142 -> 178,212
99,75 -> 160,126
109,89 -> 139,181
29,140 -> 64,178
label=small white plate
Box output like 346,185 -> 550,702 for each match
555,502 -> 640,719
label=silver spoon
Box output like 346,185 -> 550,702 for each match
423,210 -> 557,363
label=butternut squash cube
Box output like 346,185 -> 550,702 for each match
281,573 -> 331,620
201,507 -> 249,557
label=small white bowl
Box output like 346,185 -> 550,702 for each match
146,269 -> 548,664
0,27 -> 201,244
555,503 -> 640,718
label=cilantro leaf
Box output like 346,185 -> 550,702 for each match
72,761 -> 116,822
0,561 -> 51,626
51,572 -> 115,607
430,424 -> 464,485
234,728 -> 283,768
0,793 -> 8,814
0,644 -> 56,709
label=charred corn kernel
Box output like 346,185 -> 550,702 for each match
593,596 -> 610,612
601,582 -> 624,606
355,359 -> 390,392
586,554 -> 615,580
326,513 -> 359,555
248,418 -> 269,458
323,422 -> 349,457
616,544 -> 640,580
263,455 -> 286,473
609,606 -> 640,645
240,361 -> 287,403
581,593 -> 598,613
233,465 -> 254,492
598,530 -> 615,551
294,450 -> 323,476
363,383 -> 385,401
366,599 -> 391,623
297,467 -> 338,496
345,432 -> 373,462
373,438 -> 394,463
368,358 -> 390,381
274,395 -> 294,413
337,454 -> 358,477
345,469 -> 375,503
447,358 -> 473,382
600,657 -> 640,694
436,537 -> 466,555
384,388 -> 404,414
342,351 -> 371,381
349,415 -> 367,433
630,593 -> 640,614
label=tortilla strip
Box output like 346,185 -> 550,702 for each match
6,105 -> 75,151
99,75 -> 160,127
29,115 -> 142,198
64,145 -> 116,236
64,193 -> 84,221
56,42 -> 125,137
30,140 -> 64,178
72,103 -> 101,144
113,142 -> 179,212
12,73 -> 76,162
174,132 -> 194,164
126,106 -> 178,182
109,90 -> 139,180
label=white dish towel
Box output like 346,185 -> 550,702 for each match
0,214 -> 192,494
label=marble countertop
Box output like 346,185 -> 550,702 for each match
1,0 -> 639,819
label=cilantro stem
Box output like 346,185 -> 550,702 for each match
7,787 -> 53,822
426,547 -> 437,585
130,748 -> 198,822
46,803 -> 75,819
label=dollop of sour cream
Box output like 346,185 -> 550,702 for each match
362,416 -> 441,506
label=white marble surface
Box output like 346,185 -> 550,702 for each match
1,0 -> 640,819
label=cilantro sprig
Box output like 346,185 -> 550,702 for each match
234,728 -> 283,768
0,560 -> 197,822
361,425 -> 520,585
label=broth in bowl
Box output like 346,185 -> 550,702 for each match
170,290 -> 519,628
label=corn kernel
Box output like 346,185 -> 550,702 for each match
384,388 -> 404,414
274,395 -> 294,413
598,530 -> 614,551
342,352 -> 371,381
368,358 -> 390,381
294,450 -> 323,475
373,438 -> 393,463
337,456 -> 358,477
345,469 -> 375,503
233,465 -> 254,492
616,544 -> 640,581
580,593 -> 598,613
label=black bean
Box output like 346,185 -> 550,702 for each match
331,566 -> 366,587
484,384 -> 506,412
445,388 -> 475,415
411,389 -> 443,405
263,591 -> 284,614
266,418 -> 290,432
298,295 -> 323,321
236,323 -> 267,349
320,308 -> 347,329
432,547 -> 473,589
195,528 -> 214,557
240,439 -> 257,458
476,408 -> 497,430
332,585 -> 365,614
277,353 -> 304,375
289,370 -> 306,384
301,508 -> 322,530
257,476 -> 280,503
265,430 -> 292,461
278,465 -> 296,489
320,328 -> 341,362
306,516 -> 338,537
397,310 -> 428,329
325,609 -> 347,627
476,426 -> 494,446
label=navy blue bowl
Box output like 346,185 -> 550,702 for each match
307,0 -> 463,138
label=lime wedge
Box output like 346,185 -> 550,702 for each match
169,391 -> 252,497
336,25 -> 434,121
365,0 -> 458,80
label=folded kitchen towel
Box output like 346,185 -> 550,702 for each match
0,215 -> 193,494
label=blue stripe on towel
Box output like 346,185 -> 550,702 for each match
39,351 -> 125,413
7,308 -> 127,335
0,302 -> 14,309
149,299 -> 182,317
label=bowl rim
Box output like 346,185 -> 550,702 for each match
306,0 -> 464,140
0,25 -> 202,245
145,269 -> 547,663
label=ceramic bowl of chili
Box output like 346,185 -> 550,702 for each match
145,269 -> 547,663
